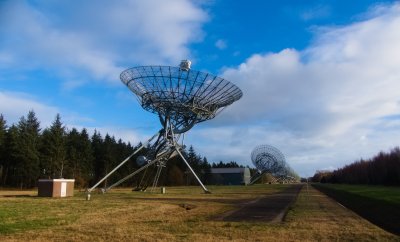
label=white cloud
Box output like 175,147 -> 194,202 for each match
0,91 -> 100,130
215,39 -> 227,50
2,1 -> 400,178
0,0 -> 208,85
0,91 -> 59,127
300,4 -> 331,21
189,3 -> 400,176
0,90 -> 144,145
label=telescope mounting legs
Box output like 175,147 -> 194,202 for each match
86,121 -> 211,200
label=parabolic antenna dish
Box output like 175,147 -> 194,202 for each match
249,145 -> 299,184
120,61 -> 242,133
251,145 -> 286,174
86,61 -> 242,197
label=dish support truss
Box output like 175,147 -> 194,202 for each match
249,145 -> 297,184
120,64 -> 243,134
86,116 -> 210,200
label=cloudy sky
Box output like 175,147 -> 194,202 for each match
1,0 -> 400,177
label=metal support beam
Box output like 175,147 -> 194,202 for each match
87,131 -> 160,194
175,146 -> 211,194
105,158 -> 159,191
249,170 -> 266,185
150,163 -> 164,192
105,148 -> 171,192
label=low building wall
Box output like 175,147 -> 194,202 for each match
38,179 -> 75,197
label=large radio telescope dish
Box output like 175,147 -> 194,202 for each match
87,60 -> 242,197
120,61 -> 242,133
251,145 -> 286,174
249,145 -> 299,184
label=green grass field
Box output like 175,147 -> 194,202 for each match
313,184 -> 400,204
313,183 -> 400,236
0,184 -> 398,241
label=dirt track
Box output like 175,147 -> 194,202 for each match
217,184 -> 303,222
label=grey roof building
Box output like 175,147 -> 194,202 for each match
209,167 -> 251,185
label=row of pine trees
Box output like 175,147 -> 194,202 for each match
0,111 -> 244,189
311,147 -> 400,186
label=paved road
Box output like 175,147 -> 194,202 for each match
220,184 -> 303,222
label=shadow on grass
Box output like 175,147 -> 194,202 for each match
313,184 -> 400,236
214,184 -> 303,223
1,195 -> 36,198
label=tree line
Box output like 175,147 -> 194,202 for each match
0,111 -> 245,189
311,147 -> 400,186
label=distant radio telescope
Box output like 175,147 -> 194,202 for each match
251,145 -> 286,174
250,145 -> 298,184
86,60 -> 242,199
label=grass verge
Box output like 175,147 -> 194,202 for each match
312,183 -> 400,236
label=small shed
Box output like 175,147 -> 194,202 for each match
209,168 -> 251,185
38,179 -> 75,197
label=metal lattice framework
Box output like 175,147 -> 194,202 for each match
120,64 -> 242,133
249,145 -> 299,184
86,60 -> 242,199
251,145 -> 286,174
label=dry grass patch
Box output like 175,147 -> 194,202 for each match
0,184 -> 398,241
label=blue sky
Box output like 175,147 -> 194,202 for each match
1,0 -> 400,177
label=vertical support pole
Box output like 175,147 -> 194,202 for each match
150,164 -> 163,192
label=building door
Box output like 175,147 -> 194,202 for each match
60,182 -> 67,197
